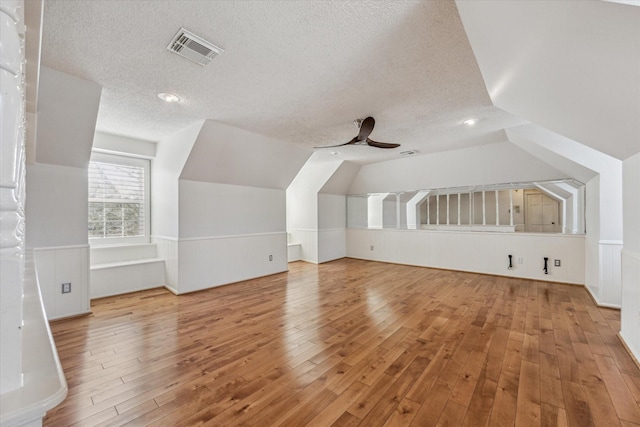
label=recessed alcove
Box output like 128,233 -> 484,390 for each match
347,178 -> 585,234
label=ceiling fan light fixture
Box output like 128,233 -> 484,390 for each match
158,92 -> 180,103
313,116 -> 400,149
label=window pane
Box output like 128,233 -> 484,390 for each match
124,221 -> 141,236
88,221 -> 105,238
89,154 -> 148,242
105,221 -> 123,237
105,204 -> 123,221
122,203 -> 140,220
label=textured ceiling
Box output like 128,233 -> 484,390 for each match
40,0 -> 526,164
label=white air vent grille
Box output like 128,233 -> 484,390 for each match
167,28 -> 223,66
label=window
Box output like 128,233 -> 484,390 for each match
88,153 -> 150,244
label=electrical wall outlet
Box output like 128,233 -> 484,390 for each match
269,255 -> 273,261
554,259 -> 561,267
370,245 -> 374,251
517,257 -> 523,264
61,282 -> 71,294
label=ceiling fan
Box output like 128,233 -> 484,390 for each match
315,117 -> 400,149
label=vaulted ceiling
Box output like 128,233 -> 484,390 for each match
39,0 -> 639,165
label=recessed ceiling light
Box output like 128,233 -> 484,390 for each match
462,118 -> 478,126
158,92 -> 180,103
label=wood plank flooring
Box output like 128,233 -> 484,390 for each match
44,258 -> 640,426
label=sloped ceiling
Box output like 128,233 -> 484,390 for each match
37,0 -> 638,174
506,124 -> 604,184
457,0 -> 640,160
35,67 -> 102,168
39,0 -> 525,165
319,161 -> 361,195
348,142 -> 568,194
180,120 -> 310,189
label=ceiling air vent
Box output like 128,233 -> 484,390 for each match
400,150 -> 418,156
166,28 -> 224,66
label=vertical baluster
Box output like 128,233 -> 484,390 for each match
446,194 -> 450,225
482,191 -> 486,225
396,194 -> 400,229
509,189 -> 514,227
426,196 -> 430,225
496,190 -> 500,226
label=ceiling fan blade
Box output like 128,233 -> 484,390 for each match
357,117 -> 375,141
366,138 -> 400,149
314,136 -> 358,149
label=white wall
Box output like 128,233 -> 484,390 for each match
507,124 -> 624,307
584,177 -> 601,297
25,163 -> 91,317
34,246 -> 89,319
0,3 -> 26,392
287,157 -> 347,263
152,236 -> 178,291
34,67 -> 102,168
174,179 -> 289,293
92,132 -> 156,158
152,120 -> 310,293
457,0 -> 640,160
318,193 -> 346,263
287,159 -> 340,231
349,142 -> 567,194
179,180 -> 285,238
348,228 -> 585,285
26,164 -> 88,248
151,122 -> 202,239
347,196 -> 368,228
178,233 -> 287,293
318,193 -> 346,230
26,68 -> 100,320
181,119 -> 311,189
621,152 -> 640,362
383,196 -> 397,228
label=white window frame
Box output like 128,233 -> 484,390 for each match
88,152 -> 151,246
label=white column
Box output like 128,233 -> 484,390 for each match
469,192 -> 473,225
436,195 -> 440,225
446,194 -> 450,225
509,190 -> 514,226
405,190 -> 429,230
0,2 -> 25,393
482,191 -> 486,225
396,194 -> 401,229
495,190 -> 500,225
426,196 -> 430,225
457,193 -> 461,225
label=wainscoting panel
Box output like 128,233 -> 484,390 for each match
620,249 -> 640,363
152,236 -> 179,292
287,230 -> 318,263
34,245 -> 90,320
318,228 -> 346,263
347,228 -> 585,284
599,241 -> 623,307
177,232 -> 288,293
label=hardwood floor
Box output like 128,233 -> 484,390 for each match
44,258 -> 640,426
